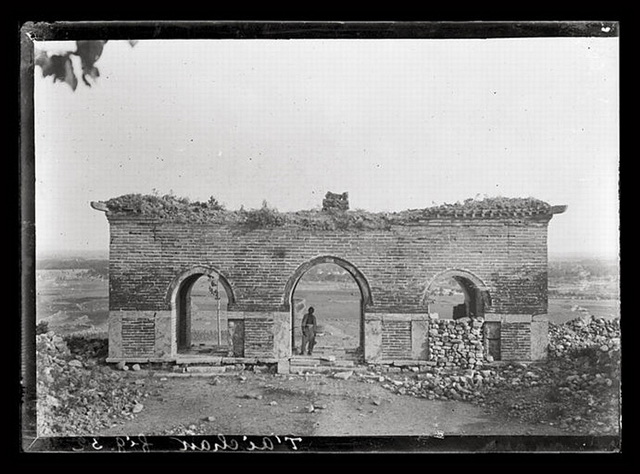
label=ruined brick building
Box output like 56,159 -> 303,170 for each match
91,194 -> 566,372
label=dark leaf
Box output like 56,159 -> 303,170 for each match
74,40 -> 107,87
35,50 -> 78,91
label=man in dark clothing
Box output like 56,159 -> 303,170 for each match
300,307 -> 317,355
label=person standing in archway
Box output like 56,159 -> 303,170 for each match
301,307 -> 317,356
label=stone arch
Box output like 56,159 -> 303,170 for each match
282,255 -> 373,312
422,268 -> 491,318
166,265 -> 236,354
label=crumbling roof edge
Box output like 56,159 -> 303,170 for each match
90,196 -> 566,226
550,205 -> 568,215
90,201 -> 109,212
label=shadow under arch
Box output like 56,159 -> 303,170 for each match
282,255 -> 373,312
165,265 -> 236,354
422,268 -> 492,318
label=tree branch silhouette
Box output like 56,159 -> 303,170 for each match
35,40 -> 138,91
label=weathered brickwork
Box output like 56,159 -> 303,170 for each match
500,322 -> 532,361
101,209 -> 560,363
381,320 -> 412,359
121,317 -> 155,357
243,319 -> 274,358
107,216 -> 551,316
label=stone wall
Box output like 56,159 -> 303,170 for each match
428,317 -> 486,369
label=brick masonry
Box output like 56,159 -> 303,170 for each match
107,216 -> 551,315
500,322 -> 532,361
103,212 -> 558,363
122,316 -> 155,357
382,320 -> 412,359
243,318 -> 274,358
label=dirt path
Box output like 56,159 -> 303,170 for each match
97,370 -> 566,437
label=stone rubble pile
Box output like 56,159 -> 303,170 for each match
36,331 -> 154,436
548,310 -> 620,362
366,365 -> 495,403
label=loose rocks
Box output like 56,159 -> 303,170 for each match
36,332 -> 155,436
333,371 -> 354,380
371,314 -> 619,435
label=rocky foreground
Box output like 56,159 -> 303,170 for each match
35,312 -> 620,436
375,312 -> 620,434
35,333 -> 154,435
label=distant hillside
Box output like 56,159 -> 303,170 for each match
548,256 -> 619,281
36,249 -> 108,260
34,252 -> 619,286
36,257 -> 109,278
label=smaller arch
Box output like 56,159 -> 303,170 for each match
166,265 -> 236,310
422,268 -> 492,315
282,255 -> 373,312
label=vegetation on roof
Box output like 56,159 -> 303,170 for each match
102,193 -> 551,230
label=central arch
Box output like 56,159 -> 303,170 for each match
283,256 -> 373,361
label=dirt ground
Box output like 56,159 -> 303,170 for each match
97,370 -> 567,438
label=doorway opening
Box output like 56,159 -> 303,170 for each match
425,271 -> 488,320
425,269 -> 497,359
176,272 -> 231,356
289,261 -> 368,362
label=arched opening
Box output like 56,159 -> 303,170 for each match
168,266 -> 235,357
285,256 -> 372,363
424,270 -> 490,320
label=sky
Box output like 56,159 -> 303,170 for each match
33,37 -> 619,259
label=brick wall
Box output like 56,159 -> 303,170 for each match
243,318 -> 274,358
121,316 -> 155,357
500,322 -> 532,360
381,320 -> 412,359
107,216 -> 551,316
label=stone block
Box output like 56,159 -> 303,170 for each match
228,319 -> 245,358
364,319 -> 383,362
271,312 -> 291,358
277,359 -> 290,374
108,312 -> 123,359
411,318 -> 429,360
154,310 -> 172,358
530,320 -> 549,360
532,313 -> 549,322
